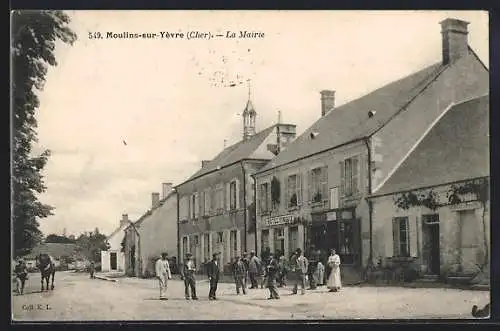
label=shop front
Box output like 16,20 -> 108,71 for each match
307,207 -> 361,266
258,214 -> 305,259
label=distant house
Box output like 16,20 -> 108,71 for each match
123,183 -> 178,277
368,95 -> 489,280
23,242 -> 83,270
100,214 -> 129,273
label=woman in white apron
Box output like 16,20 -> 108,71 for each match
327,249 -> 341,292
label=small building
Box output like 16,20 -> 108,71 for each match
100,214 -> 128,273
368,95 -> 489,281
176,94 -> 296,272
123,183 -> 178,277
23,242 -> 81,270
253,18 -> 488,282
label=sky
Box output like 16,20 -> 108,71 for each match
31,10 -> 489,237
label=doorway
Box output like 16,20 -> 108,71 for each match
422,215 -> 440,275
110,252 -> 117,270
310,222 -> 338,254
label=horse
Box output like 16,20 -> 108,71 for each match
36,253 -> 55,291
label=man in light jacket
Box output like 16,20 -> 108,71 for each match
248,251 -> 261,289
155,252 -> 172,300
292,248 -> 308,295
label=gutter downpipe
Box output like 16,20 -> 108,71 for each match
363,137 -> 374,271
241,162 -> 248,251
251,173 -> 258,255
176,189 -> 180,266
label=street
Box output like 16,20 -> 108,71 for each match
12,271 -> 489,321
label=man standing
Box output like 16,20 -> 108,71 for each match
14,259 -> 28,295
207,253 -> 221,300
182,253 -> 198,300
307,248 -> 319,290
266,253 -> 280,299
233,256 -> 247,295
248,251 -> 260,289
155,252 -> 172,300
292,248 -> 308,295
242,252 -> 250,289
89,261 -> 96,279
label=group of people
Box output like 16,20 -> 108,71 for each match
154,247 -> 342,301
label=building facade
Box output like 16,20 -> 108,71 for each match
101,214 -> 128,273
253,18 -> 488,281
369,95 -> 489,280
123,183 -> 178,277
176,97 -> 296,272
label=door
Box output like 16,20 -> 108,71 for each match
110,252 -> 117,270
459,209 -> 479,274
311,221 -> 338,253
422,215 -> 440,275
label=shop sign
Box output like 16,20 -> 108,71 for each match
264,215 -> 295,227
326,211 -> 337,221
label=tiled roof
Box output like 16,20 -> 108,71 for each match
373,95 -> 489,196
180,125 -> 277,184
258,62 -> 447,173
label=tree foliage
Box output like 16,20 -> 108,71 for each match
75,228 -> 108,262
12,10 -> 77,257
45,233 -> 76,244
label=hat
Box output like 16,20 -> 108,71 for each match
296,248 -> 302,254
186,252 -> 192,257
212,253 -> 219,258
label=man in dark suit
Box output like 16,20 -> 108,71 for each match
266,253 -> 280,299
207,252 -> 221,300
181,253 -> 198,300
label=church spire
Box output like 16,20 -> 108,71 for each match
243,79 -> 256,140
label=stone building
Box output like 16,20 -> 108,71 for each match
253,18 -> 488,282
123,183 -> 178,277
368,95 -> 489,281
100,214 -> 128,273
176,95 -> 296,272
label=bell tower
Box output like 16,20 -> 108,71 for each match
242,80 -> 257,140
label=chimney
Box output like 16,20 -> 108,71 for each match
320,90 -> 335,116
201,160 -> 210,168
120,214 -> 129,227
152,192 -> 160,209
162,183 -> 173,199
440,18 -> 469,65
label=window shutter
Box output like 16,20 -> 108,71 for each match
392,218 -> 399,257
188,196 -> 192,219
235,179 -> 240,209
201,191 -> 205,216
284,176 -> 289,208
352,156 -> 359,194
339,161 -> 345,197
195,193 -> 199,218
267,183 -> 272,212
409,217 -> 417,257
322,166 -> 328,202
297,174 -> 302,205
225,183 -> 230,211
307,170 -> 313,203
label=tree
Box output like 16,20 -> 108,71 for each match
45,233 -> 76,244
12,10 -> 77,257
75,229 -> 108,262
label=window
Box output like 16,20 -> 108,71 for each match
230,181 -> 237,210
193,235 -> 200,246
330,187 -> 339,209
393,217 -> 410,257
190,193 -> 199,219
288,226 -> 299,257
230,230 -> 238,259
286,174 -> 302,208
203,233 -> 210,260
309,166 -> 328,203
259,183 -> 270,213
342,156 -> 359,196
217,232 -> 224,243
215,184 -> 224,212
273,228 -> 285,256
261,229 -> 269,252
182,236 -> 188,255
203,189 -> 210,216
180,196 -> 189,221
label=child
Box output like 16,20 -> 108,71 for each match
316,261 -> 325,286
